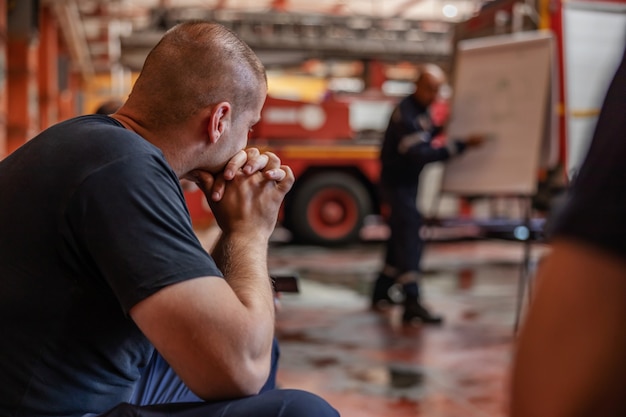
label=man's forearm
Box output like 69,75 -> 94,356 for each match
212,231 -> 275,320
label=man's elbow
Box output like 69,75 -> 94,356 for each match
233,359 -> 272,396
191,358 -> 271,400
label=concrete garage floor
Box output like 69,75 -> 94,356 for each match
196,226 -> 549,417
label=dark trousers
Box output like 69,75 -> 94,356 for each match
383,183 -> 424,274
97,339 -> 339,417
100,389 -> 338,417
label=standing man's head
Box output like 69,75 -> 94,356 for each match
412,64 -> 445,108
115,21 -> 267,176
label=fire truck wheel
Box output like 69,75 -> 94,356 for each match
288,172 -> 372,245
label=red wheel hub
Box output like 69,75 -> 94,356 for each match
306,188 -> 358,240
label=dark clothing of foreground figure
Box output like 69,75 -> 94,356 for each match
0,116 -> 197,414
510,46 -> 626,417
548,53 -> 626,256
0,115 -> 337,417
0,21 -> 338,417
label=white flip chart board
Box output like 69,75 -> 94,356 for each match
563,1 -> 626,177
441,31 -> 555,196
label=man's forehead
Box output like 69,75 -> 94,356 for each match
421,72 -> 442,84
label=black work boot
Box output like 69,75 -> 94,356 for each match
402,298 -> 444,325
370,273 -> 400,311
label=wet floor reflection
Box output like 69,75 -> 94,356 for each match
268,239 -> 548,417
388,364 -> 424,389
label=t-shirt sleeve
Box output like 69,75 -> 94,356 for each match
66,152 -> 221,314
550,47 -> 626,259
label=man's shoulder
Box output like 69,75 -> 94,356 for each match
54,114 -> 124,132
37,115 -> 172,191
49,115 -> 162,161
397,94 -> 427,119
64,115 -> 149,144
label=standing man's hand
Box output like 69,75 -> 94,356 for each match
463,133 -> 488,148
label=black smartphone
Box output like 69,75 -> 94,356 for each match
271,275 -> 300,293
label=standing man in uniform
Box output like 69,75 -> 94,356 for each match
371,64 -> 483,325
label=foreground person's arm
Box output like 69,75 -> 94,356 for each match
130,166 -> 294,401
510,239 -> 626,417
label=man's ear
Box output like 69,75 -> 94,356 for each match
208,102 -> 231,144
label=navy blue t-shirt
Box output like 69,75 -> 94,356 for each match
0,115 -> 221,416
550,47 -> 626,258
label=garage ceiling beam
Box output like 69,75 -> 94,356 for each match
120,9 -> 454,71
45,0 -> 94,81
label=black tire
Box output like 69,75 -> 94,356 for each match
287,172 -> 373,245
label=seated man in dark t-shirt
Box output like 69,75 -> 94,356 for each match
510,45 -> 626,416
0,21 -> 339,417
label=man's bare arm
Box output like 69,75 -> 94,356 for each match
511,239 -> 626,417
130,162 -> 294,400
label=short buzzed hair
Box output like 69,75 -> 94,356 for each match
128,21 -> 266,128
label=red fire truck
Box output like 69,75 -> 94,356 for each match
185,92 -> 399,246
183,77 -> 455,246
184,0 -> 626,246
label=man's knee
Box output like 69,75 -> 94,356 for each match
260,389 -> 339,417
97,402 -> 137,417
97,390 -> 339,417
